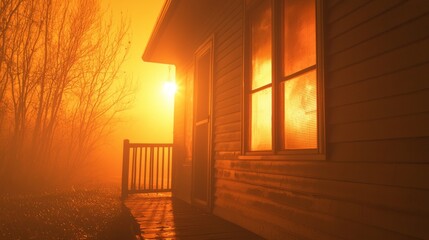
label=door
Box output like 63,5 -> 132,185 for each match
192,38 -> 213,210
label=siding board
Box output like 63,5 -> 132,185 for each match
211,2 -> 242,156
328,0 -> 429,54
327,61 -> 429,108
216,179 -> 429,239
327,0 -> 402,39
215,85 -> 242,109
214,141 -> 241,152
215,63 -> 241,87
215,48 -> 242,79
328,13 -> 429,72
325,0 -> 342,10
328,37 -> 429,88
329,137 -> 429,163
327,0 -> 372,24
216,20 -> 242,58
214,122 -> 241,135
216,93 -> 241,112
329,89 -> 429,125
217,160 -> 395,188
216,170 -> 429,215
329,112 -> 429,143
214,131 -> 241,144
214,201 -> 321,240
215,179 -> 424,240
215,187 -> 340,240
216,159 -> 429,190
172,0 -> 429,239
214,102 -> 240,117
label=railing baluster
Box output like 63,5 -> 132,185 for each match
138,147 -> 142,190
149,146 -> 153,190
155,147 -> 158,189
122,141 -> 173,195
121,140 -> 130,199
131,147 -> 134,190
132,147 -> 137,190
161,147 -> 164,190
143,147 -> 147,190
167,146 -> 171,189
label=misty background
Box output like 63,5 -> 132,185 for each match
0,0 -> 171,191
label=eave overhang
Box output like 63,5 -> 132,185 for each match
142,0 -> 223,64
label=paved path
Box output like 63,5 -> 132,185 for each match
124,193 -> 263,240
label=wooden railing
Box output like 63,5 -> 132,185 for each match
121,139 -> 173,199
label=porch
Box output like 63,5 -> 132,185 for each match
124,193 -> 262,239
121,140 -> 262,239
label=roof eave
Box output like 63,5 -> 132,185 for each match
142,0 -> 175,64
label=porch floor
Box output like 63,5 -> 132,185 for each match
124,193 -> 263,240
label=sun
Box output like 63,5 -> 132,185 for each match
162,81 -> 177,98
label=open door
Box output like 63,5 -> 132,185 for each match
192,38 -> 213,211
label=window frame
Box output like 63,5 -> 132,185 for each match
242,0 -> 325,160
246,0 -> 274,152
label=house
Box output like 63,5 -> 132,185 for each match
142,0 -> 429,239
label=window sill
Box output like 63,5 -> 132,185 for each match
238,153 -> 326,161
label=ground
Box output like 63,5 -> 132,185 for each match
0,185 -> 139,240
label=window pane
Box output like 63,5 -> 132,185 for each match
283,0 -> 316,76
251,87 -> 272,151
251,1 -> 272,90
284,70 -> 317,149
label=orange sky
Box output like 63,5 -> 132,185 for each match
97,0 -> 173,181
104,0 -> 173,143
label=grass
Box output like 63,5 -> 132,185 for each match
0,185 -> 139,240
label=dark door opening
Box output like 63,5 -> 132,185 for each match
192,38 -> 213,211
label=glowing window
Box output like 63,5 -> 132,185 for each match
249,0 -> 272,151
283,0 -> 316,76
251,88 -> 272,151
282,0 -> 318,150
245,0 -> 324,157
251,3 -> 272,90
283,70 -> 317,149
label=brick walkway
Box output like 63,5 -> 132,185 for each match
124,193 -> 263,240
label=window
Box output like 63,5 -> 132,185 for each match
244,0 -> 324,158
249,0 -> 272,151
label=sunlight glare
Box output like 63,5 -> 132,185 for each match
162,81 -> 177,98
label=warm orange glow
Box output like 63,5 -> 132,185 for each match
282,0 -> 317,150
98,0 -> 170,180
283,0 -> 316,76
284,70 -> 317,149
251,88 -> 272,151
249,0 -> 272,151
162,81 -> 177,98
251,1 -> 272,90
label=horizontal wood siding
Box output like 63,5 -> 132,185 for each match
209,1 -> 429,239
212,0 -> 243,157
172,65 -> 193,203
321,1 -> 429,238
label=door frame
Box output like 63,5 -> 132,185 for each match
191,36 -> 214,211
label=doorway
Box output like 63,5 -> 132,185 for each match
192,37 -> 213,211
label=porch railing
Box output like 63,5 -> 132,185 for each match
121,139 -> 173,199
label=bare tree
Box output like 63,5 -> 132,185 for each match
0,0 -> 134,190
0,0 -> 45,175
66,16 -> 133,172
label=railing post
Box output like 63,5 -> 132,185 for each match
121,139 -> 130,200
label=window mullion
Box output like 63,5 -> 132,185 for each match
250,83 -> 272,94
272,0 -> 281,154
282,64 -> 316,82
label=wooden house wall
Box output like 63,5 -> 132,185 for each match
171,1 -> 244,204
207,1 -> 429,240
171,0 -> 429,239
172,63 -> 194,203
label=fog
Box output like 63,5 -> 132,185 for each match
0,0 -> 170,192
